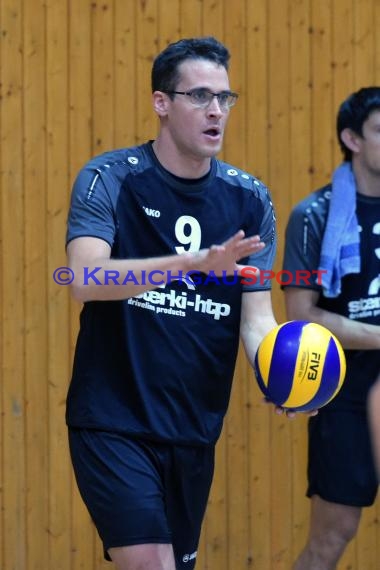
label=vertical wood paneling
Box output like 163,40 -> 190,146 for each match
157,0 -> 179,51
136,0 -> 158,143
0,1 -> 3,545
244,0 -> 273,539
243,26 -> 273,569
288,1 -> 311,562
310,0 -> 334,188
114,0 -> 137,148
245,0 -> 269,181
1,2 -> 380,569
267,2 -> 293,568
46,2 -> 72,569
180,0 -> 202,37
92,0 -> 114,154
375,1 -> 380,83
222,2 -> 251,569
68,2 -> 95,569
23,1 -> 49,568
353,0 -> 375,88
332,0 -> 354,166
1,1 -> 26,569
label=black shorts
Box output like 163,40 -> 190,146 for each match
307,410 -> 378,507
68,428 -> 215,569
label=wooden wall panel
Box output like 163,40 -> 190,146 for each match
46,1 -> 72,568
1,1 -> 380,569
245,5 -> 272,570
288,2 -> 311,563
23,3 -> 49,569
1,1 -> 26,568
68,3 -> 95,569
267,2 -> 293,568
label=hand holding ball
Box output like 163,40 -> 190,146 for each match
254,321 -> 346,412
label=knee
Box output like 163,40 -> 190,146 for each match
313,513 -> 360,552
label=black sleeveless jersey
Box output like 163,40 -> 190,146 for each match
66,142 -> 276,444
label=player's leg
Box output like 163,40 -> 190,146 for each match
368,376 -> 380,478
109,543 -> 176,570
165,444 -> 215,570
68,429 -> 176,570
293,496 -> 361,570
292,410 -> 378,570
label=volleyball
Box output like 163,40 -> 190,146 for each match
254,320 -> 346,412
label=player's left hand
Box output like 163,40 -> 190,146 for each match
263,397 -> 319,419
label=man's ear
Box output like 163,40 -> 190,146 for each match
340,127 -> 362,154
152,91 -> 170,117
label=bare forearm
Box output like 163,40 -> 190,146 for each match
69,253 -> 193,302
240,291 -> 278,366
290,304 -> 380,350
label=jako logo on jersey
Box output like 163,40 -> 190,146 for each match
182,551 -> 197,563
143,206 -> 161,218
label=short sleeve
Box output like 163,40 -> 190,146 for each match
282,204 -> 322,290
242,185 -> 277,292
66,167 -> 116,247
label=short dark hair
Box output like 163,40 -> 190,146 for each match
337,86 -> 380,161
151,37 -> 230,95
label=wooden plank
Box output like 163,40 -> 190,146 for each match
243,30 -> 274,570
222,0 -> 246,169
0,0 -> 26,567
222,3 -> 251,566
92,0 -> 115,153
353,0 -> 375,88
288,1 -> 311,563
267,1 -> 293,568
136,0 -> 158,143
157,0 -> 180,50
225,357 -> 250,570
355,507 -> 379,570
202,435 -> 228,570
310,0 -> 334,188
179,0 -> 202,37
247,374 -> 272,570
68,1 -> 95,568
375,0 -> 380,82
331,0 -> 354,166
246,0 -> 269,183
0,3 -> 3,564
23,0 -> 49,568
46,1 -> 72,569
202,0 -> 224,38
244,0 -> 273,532
115,0 -> 138,147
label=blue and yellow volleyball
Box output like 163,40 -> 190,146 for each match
254,321 -> 346,412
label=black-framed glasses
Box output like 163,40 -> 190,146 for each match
166,88 -> 239,110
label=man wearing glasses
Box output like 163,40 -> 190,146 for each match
66,36 -> 280,570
